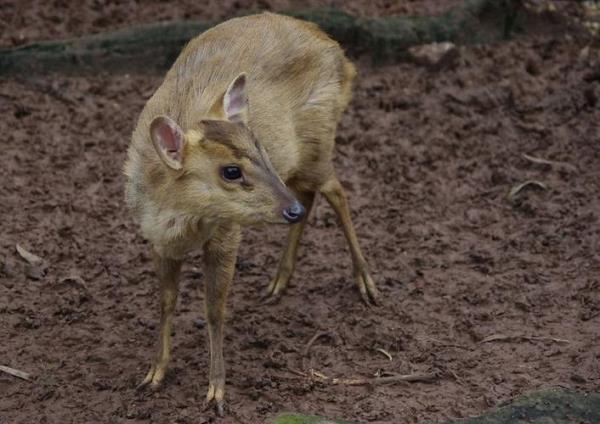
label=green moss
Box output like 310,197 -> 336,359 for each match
272,413 -> 360,424
442,389 -> 600,424
272,389 -> 600,424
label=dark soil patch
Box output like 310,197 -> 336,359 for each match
1,2 -> 600,424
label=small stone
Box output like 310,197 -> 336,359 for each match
408,42 -> 460,70
24,263 -> 47,280
526,57 -> 541,76
579,45 -> 590,61
193,318 -> 206,329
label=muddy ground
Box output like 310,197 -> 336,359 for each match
1,1 -> 600,424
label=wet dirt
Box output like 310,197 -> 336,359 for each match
1,2 -> 600,424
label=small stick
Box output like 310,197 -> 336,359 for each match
507,180 -> 547,201
522,153 -> 577,172
302,331 -> 332,370
307,369 -> 438,386
525,336 -> 569,344
333,372 -> 438,386
374,348 -> 393,361
0,365 -> 31,381
481,334 -> 569,344
286,366 -> 308,378
303,331 -> 331,357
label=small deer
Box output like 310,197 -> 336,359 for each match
124,12 -> 378,415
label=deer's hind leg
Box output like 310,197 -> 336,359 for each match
265,189 -> 316,301
319,175 -> 378,305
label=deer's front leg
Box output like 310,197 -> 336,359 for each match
202,224 -> 241,416
138,251 -> 182,389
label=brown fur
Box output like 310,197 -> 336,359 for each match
124,12 -> 377,415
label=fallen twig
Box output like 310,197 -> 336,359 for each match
308,369 -> 438,386
374,348 -> 393,361
302,331 -> 333,370
0,365 -> 31,381
286,366 -> 308,378
522,153 -> 577,172
507,180 -> 547,201
481,334 -> 569,344
527,336 -> 570,344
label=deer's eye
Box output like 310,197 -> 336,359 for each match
221,165 -> 242,181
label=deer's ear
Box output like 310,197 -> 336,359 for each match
223,73 -> 248,124
150,116 -> 185,170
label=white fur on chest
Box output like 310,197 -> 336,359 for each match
139,202 -> 215,259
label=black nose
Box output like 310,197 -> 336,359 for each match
282,201 -> 305,223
